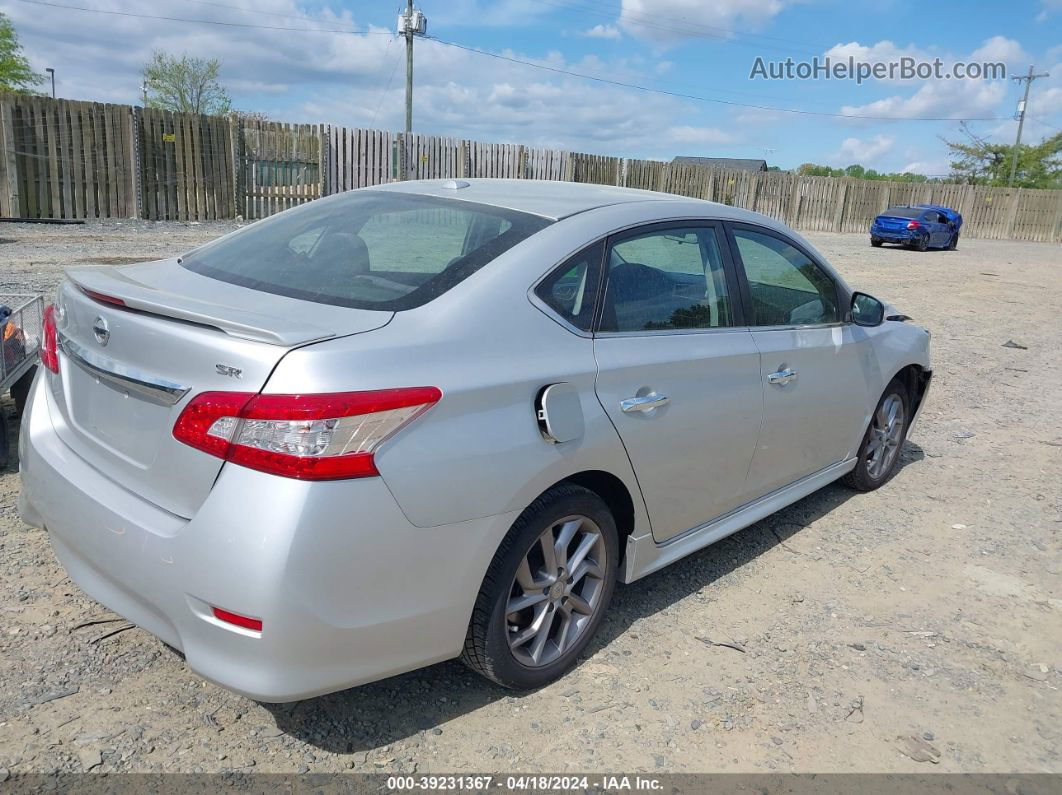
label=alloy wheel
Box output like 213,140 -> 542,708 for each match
505,514 -> 607,668
866,393 -> 905,479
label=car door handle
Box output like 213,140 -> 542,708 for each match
620,393 -> 670,413
767,368 -> 798,385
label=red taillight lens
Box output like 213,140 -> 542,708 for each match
40,304 -> 59,373
173,387 -> 442,480
907,221 -> 921,230
212,607 -> 262,632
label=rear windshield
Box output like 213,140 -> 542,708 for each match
180,191 -> 552,310
881,207 -> 922,218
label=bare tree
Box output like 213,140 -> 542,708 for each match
142,51 -> 231,115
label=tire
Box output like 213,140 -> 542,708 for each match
0,407 -> 9,470
947,232 -> 959,250
870,237 -> 883,247
842,378 -> 910,492
913,234 -> 929,252
461,484 -> 618,689
11,365 -> 35,417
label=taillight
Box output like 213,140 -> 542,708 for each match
907,221 -> 921,230
173,387 -> 442,480
40,304 -> 59,373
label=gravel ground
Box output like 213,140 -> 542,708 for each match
0,220 -> 1059,775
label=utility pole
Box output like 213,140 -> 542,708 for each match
404,0 -> 414,139
398,2 -> 426,178
142,81 -> 149,107
1007,65 -> 1049,187
45,67 -> 55,99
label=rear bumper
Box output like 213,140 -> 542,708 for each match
870,228 -> 918,243
18,375 -> 516,701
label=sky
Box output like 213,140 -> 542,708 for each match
5,0 -> 1062,175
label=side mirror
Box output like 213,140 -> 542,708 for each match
851,292 -> 885,327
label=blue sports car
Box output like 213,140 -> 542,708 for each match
870,204 -> 962,251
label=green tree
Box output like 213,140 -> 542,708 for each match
797,163 -> 836,177
142,51 -> 231,115
945,124 -> 1062,188
799,161 -> 947,183
0,12 -> 43,93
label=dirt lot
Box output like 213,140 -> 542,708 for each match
0,220 -> 1059,775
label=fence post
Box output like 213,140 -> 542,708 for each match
788,174 -> 802,228
129,105 -> 142,219
957,183 -> 973,229
0,98 -> 19,217
1050,191 -> 1062,243
1004,188 -> 1022,238
832,180 -> 847,231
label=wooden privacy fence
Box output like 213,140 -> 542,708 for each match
139,108 -> 235,221
0,96 -> 136,219
2,94 -> 1061,242
238,120 -> 321,220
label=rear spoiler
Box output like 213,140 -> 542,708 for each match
66,266 -> 337,347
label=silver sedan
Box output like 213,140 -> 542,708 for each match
19,179 -> 931,700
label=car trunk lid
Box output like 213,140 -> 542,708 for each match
47,261 -> 393,519
876,215 -> 916,232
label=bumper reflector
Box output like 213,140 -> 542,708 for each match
212,607 -> 263,632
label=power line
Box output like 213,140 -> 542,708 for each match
370,36 -> 401,129
1026,117 -> 1060,132
14,0 -> 394,35
528,0 -> 826,56
15,0 -> 1014,124
423,37 -> 1010,122
182,0 -> 361,29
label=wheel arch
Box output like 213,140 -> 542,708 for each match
537,470 -> 639,565
891,362 -> 931,416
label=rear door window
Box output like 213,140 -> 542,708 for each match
599,225 -> 735,333
181,191 -> 551,310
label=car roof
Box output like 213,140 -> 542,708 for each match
370,178 -> 757,222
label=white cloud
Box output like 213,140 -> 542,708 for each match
667,126 -> 736,145
825,40 -> 928,67
970,36 -> 1031,67
839,80 -> 1007,121
900,159 -> 951,177
829,134 -> 895,167
3,0 -> 741,158
618,0 -> 792,46
827,37 -> 1031,121
1026,62 -> 1062,117
1038,0 -> 1062,21
582,24 -> 621,40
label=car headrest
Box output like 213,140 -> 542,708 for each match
313,232 -> 371,275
